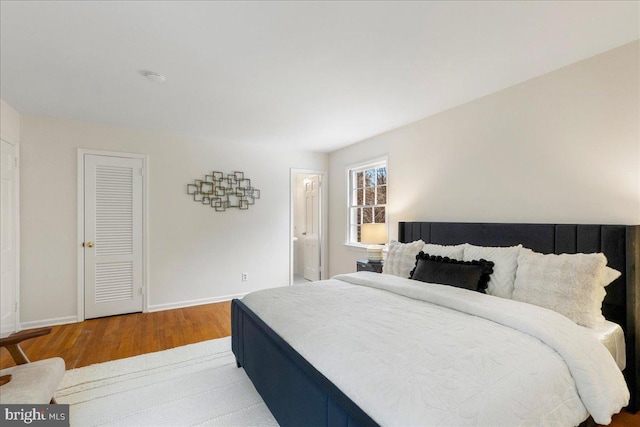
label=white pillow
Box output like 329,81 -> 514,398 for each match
600,266 -> 622,288
512,249 -> 619,328
463,244 -> 522,299
422,243 -> 465,260
383,240 -> 425,278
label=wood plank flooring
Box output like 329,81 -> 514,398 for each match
1,301 -> 637,427
0,301 -> 231,369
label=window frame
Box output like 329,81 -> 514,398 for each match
344,156 -> 388,248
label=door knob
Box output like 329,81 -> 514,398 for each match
87,242 -> 94,248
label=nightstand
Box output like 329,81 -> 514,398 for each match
356,259 -> 383,273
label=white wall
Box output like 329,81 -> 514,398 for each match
1,99 -> 20,144
19,116 -> 327,325
329,41 -> 640,276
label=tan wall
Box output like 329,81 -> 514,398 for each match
20,116 -> 328,325
1,99 -> 20,144
329,41 -> 640,276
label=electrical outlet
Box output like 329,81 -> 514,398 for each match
242,272 -> 248,281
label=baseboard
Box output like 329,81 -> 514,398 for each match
17,295 -> 246,328
20,315 -> 79,330
147,293 -> 248,313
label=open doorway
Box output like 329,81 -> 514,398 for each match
290,169 -> 327,285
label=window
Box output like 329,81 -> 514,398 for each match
347,159 -> 387,245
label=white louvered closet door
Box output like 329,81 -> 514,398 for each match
84,155 -> 143,319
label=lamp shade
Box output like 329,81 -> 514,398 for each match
361,223 -> 388,245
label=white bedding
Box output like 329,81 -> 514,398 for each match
241,272 -> 629,426
585,320 -> 626,371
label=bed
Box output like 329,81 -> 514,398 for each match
232,222 -> 639,426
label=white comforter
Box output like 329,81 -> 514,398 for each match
241,272 -> 629,426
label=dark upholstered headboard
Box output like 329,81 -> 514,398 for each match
398,222 -> 640,412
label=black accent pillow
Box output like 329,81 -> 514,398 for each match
409,252 -> 494,293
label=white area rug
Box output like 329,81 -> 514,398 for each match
55,337 -> 278,426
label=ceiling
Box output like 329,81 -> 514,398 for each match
1,1 -> 638,153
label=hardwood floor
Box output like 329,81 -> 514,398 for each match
1,300 -> 637,427
0,301 -> 231,369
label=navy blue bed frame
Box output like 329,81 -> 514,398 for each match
232,222 -> 639,426
231,299 -> 378,427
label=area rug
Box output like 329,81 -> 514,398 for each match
55,337 -> 278,426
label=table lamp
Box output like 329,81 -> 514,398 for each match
361,223 -> 388,262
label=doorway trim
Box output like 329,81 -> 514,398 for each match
289,168 -> 328,285
77,148 -> 149,322
1,137 -> 20,336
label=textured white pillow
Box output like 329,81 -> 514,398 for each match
422,243 -> 465,260
512,249 -> 617,328
383,240 -> 425,278
600,266 -> 622,288
463,244 -> 522,299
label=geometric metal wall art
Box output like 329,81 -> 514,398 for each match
187,171 -> 260,212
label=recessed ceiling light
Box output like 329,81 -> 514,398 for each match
142,71 -> 166,83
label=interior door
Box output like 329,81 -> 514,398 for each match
84,154 -> 143,319
303,175 -> 321,281
1,140 -> 18,336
